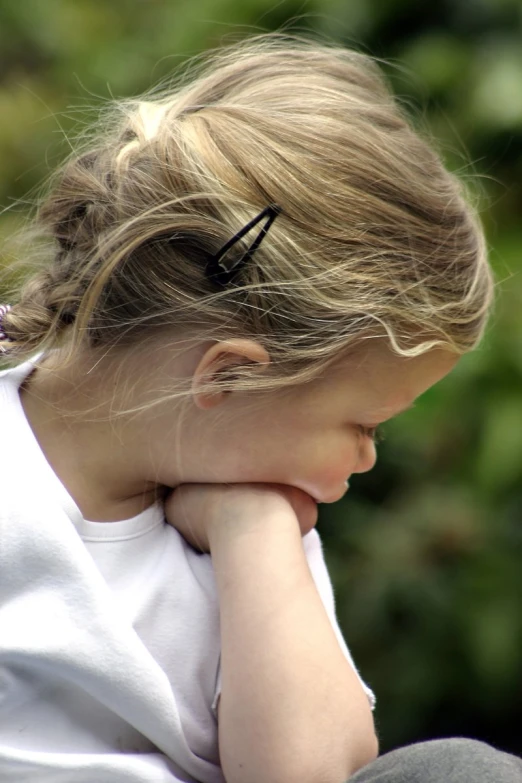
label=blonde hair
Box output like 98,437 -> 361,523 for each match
0,33 -> 493,396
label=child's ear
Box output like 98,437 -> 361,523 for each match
191,339 -> 270,410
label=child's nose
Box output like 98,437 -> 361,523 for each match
353,438 -> 377,474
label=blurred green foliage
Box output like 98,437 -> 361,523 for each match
1,0 -> 521,757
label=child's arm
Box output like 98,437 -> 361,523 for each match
166,485 -> 378,783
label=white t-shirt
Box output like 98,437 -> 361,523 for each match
0,357 -> 374,782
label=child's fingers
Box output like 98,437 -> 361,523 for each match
163,483 -> 318,549
267,484 -> 319,536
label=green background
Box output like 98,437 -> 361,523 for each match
1,0 -> 521,756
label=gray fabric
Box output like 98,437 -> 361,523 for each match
349,739 -> 522,782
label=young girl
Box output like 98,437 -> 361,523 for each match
1,32 -> 513,783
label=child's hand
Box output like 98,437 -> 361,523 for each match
163,483 -> 318,552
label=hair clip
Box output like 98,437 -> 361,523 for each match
206,204 -> 281,287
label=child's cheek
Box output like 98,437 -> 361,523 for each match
296,447 -> 356,502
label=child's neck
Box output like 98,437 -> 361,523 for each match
19,352 -> 171,522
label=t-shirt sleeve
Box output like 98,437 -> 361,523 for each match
212,527 -> 375,713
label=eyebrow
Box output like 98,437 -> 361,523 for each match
372,401 -> 416,421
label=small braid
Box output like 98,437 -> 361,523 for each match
0,269 -> 76,358
0,304 -> 14,354
0,147 -> 122,361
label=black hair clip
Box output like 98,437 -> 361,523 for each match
205,204 -> 281,287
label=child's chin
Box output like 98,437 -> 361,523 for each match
293,481 -> 349,505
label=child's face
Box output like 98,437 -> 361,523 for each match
183,345 -> 458,504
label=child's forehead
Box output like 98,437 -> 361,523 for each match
327,345 -> 458,411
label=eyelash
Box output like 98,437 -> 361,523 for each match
358,425 -> 385,444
